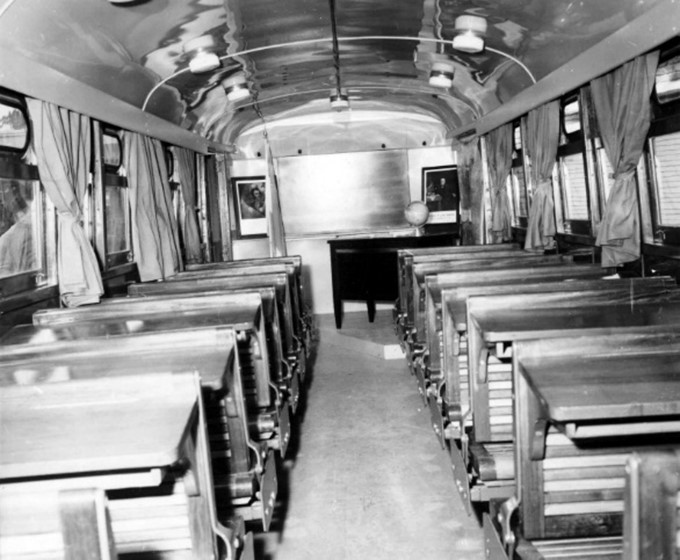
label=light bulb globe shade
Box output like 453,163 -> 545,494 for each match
429,62 -> 454,88
223,73 -> 250,102
189,51 -> 221,74
453,14 -> 487,54
330,92 -> 349,111
452,32 -> 485,54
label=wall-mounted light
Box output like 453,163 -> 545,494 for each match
223,72 -> 251,102
185,36 -> 221,74
330,89 -> 349,111
452,14 -> 487,54
429,61 -> 455,88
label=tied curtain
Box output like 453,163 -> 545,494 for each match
524,100 -> 560,251
590,52 -> 659,267
486,123 -> 513,243
173,147 -> 203,264
124,131 -> 182,281
27,99 -> 103,306
265,144 -> 287,257
458,139 -> 485,245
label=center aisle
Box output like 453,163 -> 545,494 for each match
255,312 -> 486,559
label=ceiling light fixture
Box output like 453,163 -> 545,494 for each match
429,61 -> 455,88
452,14 -> 487,54
223,72 -> 251,102
330,89 -> 349,111
185,35 -> 221,74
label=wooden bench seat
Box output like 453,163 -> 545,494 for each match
0,487 -> 117,560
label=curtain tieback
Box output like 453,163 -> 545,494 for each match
612,168 -> 636,183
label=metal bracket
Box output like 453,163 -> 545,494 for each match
498,496 -> 519,559
449,439 -> 472,515
530,419 -> 548,461
258,451 -> 278,531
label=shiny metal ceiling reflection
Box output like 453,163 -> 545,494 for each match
0,0 -> 668,148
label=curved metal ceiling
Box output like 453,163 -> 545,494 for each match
0,0 -> 671,152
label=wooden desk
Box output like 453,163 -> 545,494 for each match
394,244 -> 521,335
328,233 -> 456,329
512,331 -> 680,543
469,294 -> 680,442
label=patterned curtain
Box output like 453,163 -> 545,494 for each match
27,99 -> 103,306
524,101 -> 560,252
590,52 -> 659,267
486,124 -> 513,243
124,131 -> 182,281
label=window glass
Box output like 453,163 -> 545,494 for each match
0,179 -> 40,278
651,132 -> 680,227
560,153 -> 589,220
0,102 -> 28,152
105,185 -> 130,255
102,131 -> 121,169
513,123 -> 522,152
510,166 -> 528,219
563,98 -> 581,136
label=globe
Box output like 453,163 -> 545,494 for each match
404,201 -> 430,227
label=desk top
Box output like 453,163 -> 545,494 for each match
515,332 -> 680,422
413,254 -> 573,283
328,233 -> 455,250
34,291 -> 263,326
0,372 -> 197,479
129,272 -> 289,296
436,266 -> 611,331
470,296 -> 680,343
0,327 -> 235,391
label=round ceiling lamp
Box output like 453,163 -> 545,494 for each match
185,35 -> 221,74
223,72 -> 251,102
452,14 -> 487,54
429,61 -> 455,88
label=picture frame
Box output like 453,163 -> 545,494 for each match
421,165 -> 459,224
232,176 -> 267,238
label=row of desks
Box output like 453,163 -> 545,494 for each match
0,255 -> 313,560
394,244 -> 680,560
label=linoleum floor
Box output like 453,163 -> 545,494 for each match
254,311 -> 485,560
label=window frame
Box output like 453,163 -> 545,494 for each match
0,90 -> 31,155
509,119 -> 529,229
93,123 -> 133,271
0,97 -> 56,298
554,92 -> 593,237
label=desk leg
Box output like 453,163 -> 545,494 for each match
367,299 -> 376,323
334,297 -> 343,329
330,248 -> 343,329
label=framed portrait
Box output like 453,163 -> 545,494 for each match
232,176 -> 267,238
421,165 -> 459,224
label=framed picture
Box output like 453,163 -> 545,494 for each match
421,165 -> 459,224
232,176 -> 267,238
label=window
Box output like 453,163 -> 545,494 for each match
508,121 -> 528,228
555,93 -> 591,235
0,102 -> 28,152
0,95 -> 53,296
95,127 -> 131,269
647,131 -> 680,244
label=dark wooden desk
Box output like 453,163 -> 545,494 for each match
328,233 -> 456,328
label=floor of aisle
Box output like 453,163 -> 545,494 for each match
253,311 -> 486,560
